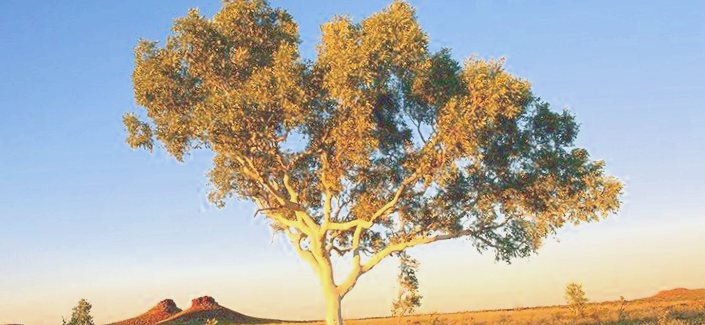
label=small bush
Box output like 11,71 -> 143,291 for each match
62,299 -> 94,325
565,282 -> 589,317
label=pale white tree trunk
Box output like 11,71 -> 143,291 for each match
318,258 -> 344,325
324,287 -> 343,325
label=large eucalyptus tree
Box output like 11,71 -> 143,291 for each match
124,1 -> 622,323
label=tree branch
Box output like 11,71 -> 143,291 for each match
369,172 -> 419,222
325,172 -> 420,233
337,224 -> 365,297
252,198 -> 303,231
326,219 -> 372,231
322,190 -> 333,226
286,229 -> 320,273
332,195 -> 351,222
361,229 -> 480,274
283,174 -> 299,203
233,154 -> 321,233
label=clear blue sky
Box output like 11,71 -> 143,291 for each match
1,1 -> 704,324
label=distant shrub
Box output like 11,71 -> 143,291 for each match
617,296 -> 628,322
565,282 -> 589,317
392,253 -> 422,320
62,299 -> 95,325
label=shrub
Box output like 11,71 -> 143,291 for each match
565,283 -> 589,317
62,299 -> 94,325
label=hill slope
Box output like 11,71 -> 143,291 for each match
108,299 -> 182,325
646,288 -> 705,302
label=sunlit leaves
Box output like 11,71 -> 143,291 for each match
123,113 -> 153,151
125,0 -> 622,268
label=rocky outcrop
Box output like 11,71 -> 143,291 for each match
189,296 -> 219,309
156,296 -> 275,325
108,296 -> 279,325
107,299 -> 182,325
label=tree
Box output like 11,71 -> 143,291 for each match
391,252 -> 422,321
123,1 -> 622,324
565,282 -> 589,317
62,299 -> 95,325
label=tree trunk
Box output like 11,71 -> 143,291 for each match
314,246 -> 345,324
320,264 -> 343,325
324,288 -> 343,325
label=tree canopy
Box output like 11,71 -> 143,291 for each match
125,1 -> 622,323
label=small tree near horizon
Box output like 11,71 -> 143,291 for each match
617,295 -> 628,322
62,299 -> 95,325
565,282 -> 589,317
124,1 -> 622,324
391,252 -> 422,321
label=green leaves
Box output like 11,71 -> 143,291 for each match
63,299 -> 94,325
392,252 -> 422,317
125,0 -> 622,276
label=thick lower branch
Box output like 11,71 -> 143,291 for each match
286,230 -> 320,273
361,229 -> 478,273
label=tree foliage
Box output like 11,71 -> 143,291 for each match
62,299 -> 95,325
125,0 -> 622,322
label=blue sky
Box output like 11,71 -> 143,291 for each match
1,1 -> 704,324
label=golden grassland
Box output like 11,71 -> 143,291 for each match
265,290 -> 705,325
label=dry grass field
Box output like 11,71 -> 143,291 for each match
266,289 -> 705,325
106,288 -> 705,325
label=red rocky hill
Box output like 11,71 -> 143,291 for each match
646,288 -> 705,301
154,296 -> 278,325
108,299 -> 182,325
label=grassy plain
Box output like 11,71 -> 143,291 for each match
265,289 -> 705,325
